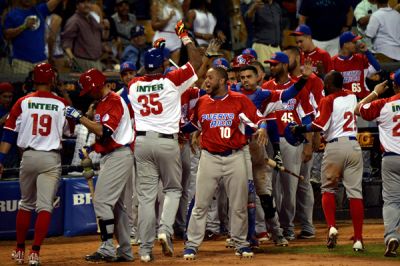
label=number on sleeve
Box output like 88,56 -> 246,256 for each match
392,115 -> 400,137
138,93 -> 164,117
31,114 -> 52,136
343,111 -> 356,132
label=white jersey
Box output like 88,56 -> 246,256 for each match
4,91 -> 72,151
313,90 -> 358,142
128,62 -> 198,134
359,94 -> 400,154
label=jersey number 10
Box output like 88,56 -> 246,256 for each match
220,127 -> 231,139
31,114 -> 52,136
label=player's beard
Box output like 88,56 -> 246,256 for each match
288,61 -> 297,73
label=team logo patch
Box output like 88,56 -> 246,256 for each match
94,114 -> 101,122
362,103 -> 371,109
102,114 -> 110,122
284,99 -> 296,111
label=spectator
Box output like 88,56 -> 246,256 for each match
120,25 -> 149,70
186,0 -> 217,47
299,0 -> 354,56
332,31 -> 381,100
245,0 -> 282,67
45,13 -> 67,72
62,0 -> 107,72
110,0 -> 137,55
3,0 -> 62,74
151,0 -> 183,63
290,24 -> 332,77
70,102 -> 101,167
354,0 -> 378,51
365,0 -> 400,62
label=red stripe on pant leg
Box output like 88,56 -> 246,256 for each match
16,209 -> 32,247
32,211 -> 52,251
349,198 -> 364,240
322,192 -> 336,228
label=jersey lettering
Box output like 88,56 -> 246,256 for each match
138,93 -> 163,117
343,111 -> 356,132
31,113 -> 52,136
392,115 -> 400,137
136,84 -> 164,93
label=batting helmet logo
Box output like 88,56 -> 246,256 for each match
33,63 -> 56,84
284,122 -> 306,146
79,68 -> 106,96
231,54 -> 254,69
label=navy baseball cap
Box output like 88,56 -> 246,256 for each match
130,25 -> 145,38
339,31 -> 362,47
120,61 -> 136,73
242,48 -> 258,59
212,57 -> 230,70
264,52 -> 289,64
392,69 -> 400,85
144,48 -> 164,69
290,24 -> 312,36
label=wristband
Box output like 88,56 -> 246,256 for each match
372,91 -> 379,97
181,36 -> 193,46
20,24 -> 27,31
259,122 -> 267,130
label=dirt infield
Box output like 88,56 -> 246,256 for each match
1,220 -> 399,265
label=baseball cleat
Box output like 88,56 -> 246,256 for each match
12,248 -> 25,264
225,238 -> 235,248
183,248 -> 197,260
235,247 -> 254,258
326,226 -> 338,249
297,231 -> 316,239
85,251 -> 117,262
384,238 -> 399,257
28,251 -> 40,266
353,240 -> 364,252
140,254 -> 154,263
256,232 -> 270,243
158,233 -> 174,256
274,235 -> 289,247
283,231 -> 296,241
130,237 -> 141,246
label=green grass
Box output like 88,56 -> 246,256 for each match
266,244 -> 400,260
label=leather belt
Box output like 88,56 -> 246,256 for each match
25,147 -> 60,153
328,136 -> 357,143
136,131 -> 175,139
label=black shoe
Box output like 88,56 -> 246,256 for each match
114,256 -> 134,262
204,230 -> 219,241
384,238 -> 399,257
297,231 -> 315,239
85,251 -> 117,262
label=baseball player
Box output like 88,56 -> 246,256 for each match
0,63 -> 73,266
355,70 -> 400,257
182,66 -> 267,260
332,31 -> 381,100
262,52 -> 314,240
290,24 -> 332,77
291,71 -> 365,252
65,68 -> 135,262
284,46 -> 325,239
127,20 -> 201,262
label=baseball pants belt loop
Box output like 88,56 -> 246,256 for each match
136,130 -> 176,139
382,152 -> 400,157
328,136 -> 357,143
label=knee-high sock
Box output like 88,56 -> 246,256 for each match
32,211 -> 52,252
322,192 -> 336,228
16,209 -> 32,248
349,198 -> 364,240
247,180 -> 256,244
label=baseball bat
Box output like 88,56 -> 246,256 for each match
169,58 -> 179,68
265,158 -> 304,181
81,156 -> 100,233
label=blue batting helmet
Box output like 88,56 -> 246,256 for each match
284,122 -> 306,146
144,48 -> 164,69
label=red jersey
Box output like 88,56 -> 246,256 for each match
262,79 -> 314,136
181,87 -> 202,124
93,92 -> 134,154
313,90 -> 358,142
291,73 -> 324,113
191,90 -> 265,153
301,47 -> 333,74
359,94 -> 400,154
332,53 -> 372,99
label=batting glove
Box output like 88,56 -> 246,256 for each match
79,145 -> 92,160
64,106 -> 82,122
175,20 -> 192,45
273,150 -> 283,170
153,38 -> 166,49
